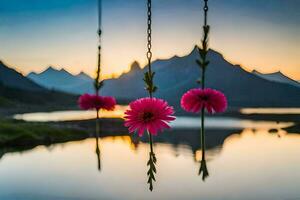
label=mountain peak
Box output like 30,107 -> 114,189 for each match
272,71 -> 284,76
77,71 -> 88,76
76,71 -> 93,81
60,68 -> 68,72
188,46 -> 224,60
188,45 -> 198,57
253,69 -> 300,88
130,61 -> 141,71
59,68 -> 72,75
40,66 -> 73,76
253,70 -> 285,77
27,71 -> 38,76
43,66 -> 57,73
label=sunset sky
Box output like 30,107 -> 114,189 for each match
0,0 -> 299,80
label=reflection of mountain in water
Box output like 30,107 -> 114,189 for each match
0,127 -> 241,161
0,120 -> 295,163
138,128 -> 242,154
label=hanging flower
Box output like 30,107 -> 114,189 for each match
78,94 -> 93,110
181,88 -> 227,114
78,94 -> 116,111
124,97 -> 175,136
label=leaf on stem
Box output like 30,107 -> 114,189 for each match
147,151 -> 157,191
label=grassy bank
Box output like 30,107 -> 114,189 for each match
0,119 -> 88,147
0,118 -> 129,158
0,117 -> 128,151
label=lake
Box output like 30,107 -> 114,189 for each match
2,107 -> 299,199
0,130 -> 300,200
14,107 -> 300,123
13,106 -> 296,130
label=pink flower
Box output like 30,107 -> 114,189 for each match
78,94 -> 93,110
100,96 -> 117,111
181,88 -> 227,114
124,97 -> 175,136
78,94 -> 116,111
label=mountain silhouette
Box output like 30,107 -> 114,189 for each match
25,47 -> 300,108
0,62 -> 78,108
102,47 -> 300,109
0,61 -> 43,91
252,70 -> 300,88
101,61 -> 146,99
27,66 -> 94,94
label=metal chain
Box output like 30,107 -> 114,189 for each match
147,0 -> 153,98
203,0 -> 208,27
147,0 -> 152,64
95,0 -> 102,95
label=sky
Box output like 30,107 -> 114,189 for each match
0,0 -> 299,80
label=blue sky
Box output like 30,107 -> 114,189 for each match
0,0 -> 299,79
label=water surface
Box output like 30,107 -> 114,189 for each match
7,107 -> 300,199
0,128 -> 299,200
14,105 -> 128,122
240,108 -> 300,114
13,107 -> 294,130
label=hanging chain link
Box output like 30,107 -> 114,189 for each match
95,0 -> 102,95
144,0 -> 157,98
147,0 -> 152,67
203,0 -> 208,26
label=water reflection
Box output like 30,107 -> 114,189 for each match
198,109 -> 209,181
14,105 -> 128,122
0,127 -> 300,199
240,108 -> 300,114
95,118 -> 101,172
199,159 -> 209,180
13,108 -> 295,131
2,106 -> 300,199
95,136 -> 101,171
170,117 -> 293,130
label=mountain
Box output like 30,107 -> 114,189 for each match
27,67 -> 94,94
252,70 -> 300,88
100,61 -> 146,99
100,47 -> 300,108
77,72 -> 92,81
0,62 -> 78,110
0,83 -> 77,110
25,47 -> 300,109
0,61 -> 44,91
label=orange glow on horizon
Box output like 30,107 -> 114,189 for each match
6,46 -> 300,82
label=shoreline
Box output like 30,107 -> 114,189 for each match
0,105 -> 299,159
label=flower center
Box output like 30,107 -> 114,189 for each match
94,100 -> 103,108
142,112 -> 154,122
199,94 -> 209,101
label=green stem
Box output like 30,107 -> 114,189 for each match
148,131 -> 154,153
201,68 -> 205,89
